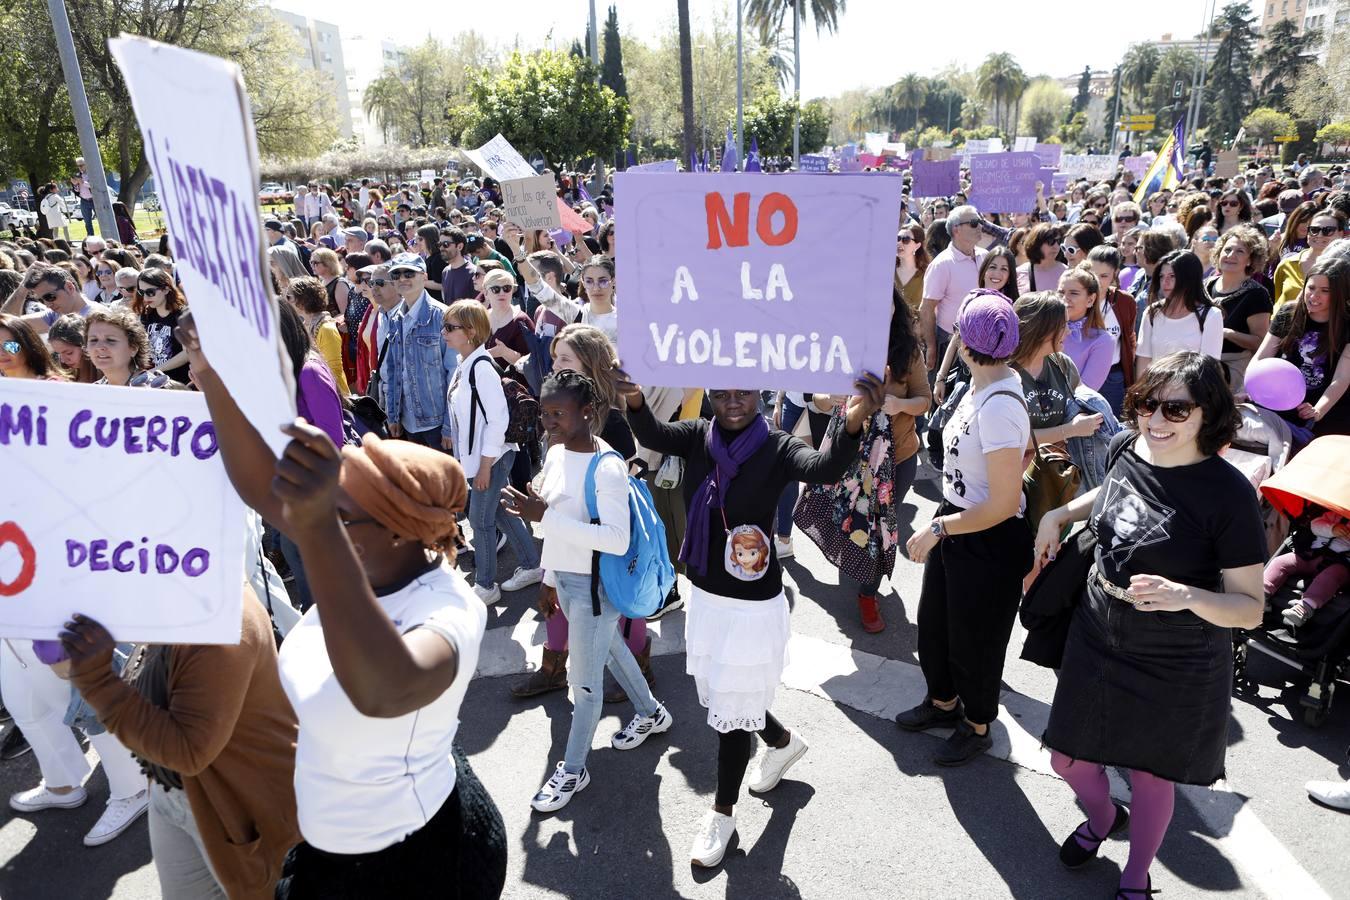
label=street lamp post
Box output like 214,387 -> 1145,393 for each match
736,0 -> 744,170
47,0 -> 116,239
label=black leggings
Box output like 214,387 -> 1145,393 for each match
715,712 -> 787,807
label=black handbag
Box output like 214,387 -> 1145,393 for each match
1019,523 -> 1096,669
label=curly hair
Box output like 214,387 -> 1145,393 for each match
86,305 -> 154,372
1124,351 -> 1240,457
1210,223 -> 1269,277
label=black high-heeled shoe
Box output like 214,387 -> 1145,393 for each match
1115,874 -> 1159,898
1059,803 -> 1130,868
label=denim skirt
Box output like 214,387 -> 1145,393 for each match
1043,583 -> 1233,786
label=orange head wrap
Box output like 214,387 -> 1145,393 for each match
338,434 -> 467,556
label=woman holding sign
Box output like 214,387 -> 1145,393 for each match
618,364 -> 885,869
178,315 -> 508,899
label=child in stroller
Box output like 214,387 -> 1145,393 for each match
1264,507 -> 1350,628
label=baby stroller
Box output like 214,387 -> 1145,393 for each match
1234,435 -> 1350,727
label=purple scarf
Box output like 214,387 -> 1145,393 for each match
680,414 -> 771,576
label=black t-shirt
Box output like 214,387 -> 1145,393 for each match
1017,353 -> 1079,430
1207,276 -> 1273,355
1270,305 -> 1350,434
1092,433 -> 1266,617
627,401 -> 860,601
424,252 -> 447,291
600,408 -> 636,460
141,307 -> 189,383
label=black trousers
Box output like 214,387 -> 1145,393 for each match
916,504 -> 1033,725
276,746 -> 506,899
715,712 -> 787,807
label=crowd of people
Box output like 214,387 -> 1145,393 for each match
1,146 -> 1349,899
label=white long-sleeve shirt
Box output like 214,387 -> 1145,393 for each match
448,345 -> 515,478
526,278 -> 618,346
1137,304 -> 1224,362
538,440 -> 630,578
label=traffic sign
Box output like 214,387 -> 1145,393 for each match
1274,134 -> 1300,142
1121,114 -> 1156,124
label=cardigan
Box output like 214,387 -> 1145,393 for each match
72,591 -> 299,899
627,399 -> 860,600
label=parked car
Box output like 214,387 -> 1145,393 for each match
0,201 -> 37,232
62,194 -> 79,215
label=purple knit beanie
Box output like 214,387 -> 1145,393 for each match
957,289 -> 1019,359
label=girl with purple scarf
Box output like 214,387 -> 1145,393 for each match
618,367 -> 885,869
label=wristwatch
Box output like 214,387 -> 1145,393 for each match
930,517 -> 947,539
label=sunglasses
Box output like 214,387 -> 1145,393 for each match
438,241 -> 455,248
390,270 -> 420,281
1200,235 -> 1218,243
486,284 -> 515,295
1137,396 -> 1197,422
96,268 -> 113,276
897,234 -> 914,244
442,322 -> 466,333
1308,225 -> 1341,237
1219,200 -> 1240,208
1114,216 -> 1138,224
138,286 -> 161,297
34,290 -> 61,305
1,340 -> 19,354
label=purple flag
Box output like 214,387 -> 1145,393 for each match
690,152 -> 699,173
578,181 -> 593,204
702,149 -> 712,173
626,148 -> 637,169
745,138 -> 762,173
721,128 -> 740,173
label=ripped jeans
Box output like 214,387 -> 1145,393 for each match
555,571 -> 659,775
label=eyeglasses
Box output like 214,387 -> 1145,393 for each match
96,268 -> 113,276
1,340 -> 19,354
138,286 -> 161,298
1308,225 -> 1341,237
1046,238 -> 1062,246
582,277 -> 612,288
486,284 -> 515,295
442,322 -> 466,333
1114,215 -> 1138,224
1137,396 -> 1197,423
390,270 -> 420,281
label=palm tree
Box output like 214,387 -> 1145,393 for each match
895,73 -> 928,132
976,52 -> 1026,136
363,73 -> 408,145
1120,43 -> 1161,112
756,21 -> 794,91
747,0 -> 847,160
677,0 -> 696,165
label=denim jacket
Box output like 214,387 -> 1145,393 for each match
384,291 -> 459,438
64,643 -> 133,735
1065,385 -> 1121,492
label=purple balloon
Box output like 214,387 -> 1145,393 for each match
1244,357 -> 1306,411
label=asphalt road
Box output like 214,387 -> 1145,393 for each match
3,471 -> 1349,899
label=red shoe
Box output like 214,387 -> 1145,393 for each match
858,594 -> 885,633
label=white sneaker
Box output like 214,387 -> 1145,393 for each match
497,532 -> 507,552
84,790 -> 149,846
612,703 -> 673,750
10,783 -> 88,812
1283,601 -> 1313,628
502,566 -> 544,592
774,536 -> 794,559
473,583 -> 502,605
1308,779 -> 1350,810
530,761 -> 590,813
690,809 -> 736,868
748,730 -> 809,793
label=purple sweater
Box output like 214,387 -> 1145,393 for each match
1063,319 -> 1115,392
296,356 -> 346,446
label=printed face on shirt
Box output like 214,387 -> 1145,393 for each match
1098,477 -> 1174,564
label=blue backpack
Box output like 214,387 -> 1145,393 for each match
583,449 -> 676,619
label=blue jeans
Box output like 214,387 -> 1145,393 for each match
555,571 -> 658,774
468,450 -> 538,588
1101,365 -> 1126,418
80,197 -> 94,235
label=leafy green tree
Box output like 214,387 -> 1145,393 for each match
1072,66 -> 1092,115
1059,111 -> 1088,147
0,2 -> 81,189
364,36 -> 493,148
1316,121 -> 1350,146
1293,24 -> 1350,124
1204,2 -> 1259,141
601,5 -> 627,99
743,93 -> 831,155
1120,44 -> 1160,112
1258,19 -> 1318,110
1146,47 -> 1198,128
464,50 -> 631,165
1242,107 -> 1297,145
1019,79 -> 1068,140
976,52 -> 1026,136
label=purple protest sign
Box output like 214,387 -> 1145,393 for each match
1037,167 -> 1057,192
1035,143 -> 1063,168
910,148 -> 925,163
967,151 -> 1040,214
912,159 -> 961,198
614,173 -> 901,392
799,154 -> 829,173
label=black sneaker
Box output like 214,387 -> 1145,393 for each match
1,727 -> 31,761
647,585 -> 684,621
933,720 -> 992,767
895,697 -> 964,732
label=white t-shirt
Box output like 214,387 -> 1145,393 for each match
538,439 -> 631,580
942,374 -> 1031,512
1103,303 -> 1122,365
278,562 -> 487,854
1137,304 -> 1223,361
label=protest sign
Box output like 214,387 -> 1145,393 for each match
964,139 -> 992,158
1035,143 -> 1063,168
800,154 -> 829,173
968,152 -> 1039,213
464,133 -> 538,180
926,146 -> 954,162
614,173 -> 900,393
109,37 -> 294,457
630,159 -> 680,173
1215,150 -> 1239,178
839,144 -> 863,173
0,380 -> 245,643
858,153 -> 883,168
499,173 -> 559,230
1037,168 -> 1057,191
420,169 -> 436,182
864,132 -> 887,154
912,159 -> 961,198
1062,154 -> 1117,180
1052,173 -> 1070,193
1014,136 -> 1037,152
910,149 -> 925,163
1124,156 -> 1150,179
556,198 -> 592,234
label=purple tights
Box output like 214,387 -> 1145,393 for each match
545,606 -> 646,656
1051,751 -> 1175,891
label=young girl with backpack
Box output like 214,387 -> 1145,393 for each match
501,371 -> 673,813
616,366 -> 886,868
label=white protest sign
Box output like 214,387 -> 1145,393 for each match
110,37 -> 294,458
629,159 -> 679,173
420,169 -> 436,182
464,133 -> 539,181
864,131 -> 888,154
0,380 -> 245,643
499,173 -> 560,230
1062,154 -> 1118,180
